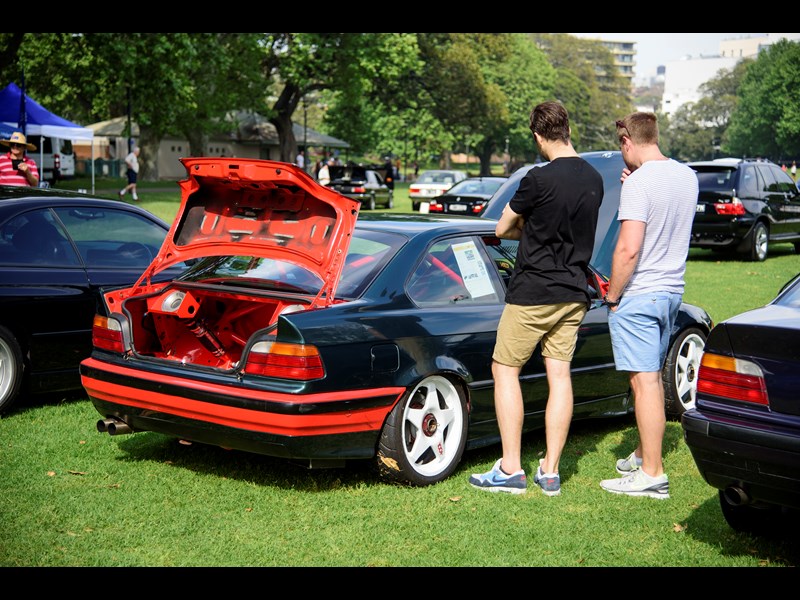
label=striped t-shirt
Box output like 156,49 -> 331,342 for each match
618,159 -> 698,296
0,153 -> 39,186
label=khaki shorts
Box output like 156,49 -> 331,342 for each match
493,302 -> 587,367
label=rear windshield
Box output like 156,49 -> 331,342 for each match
693,168 -> 736,191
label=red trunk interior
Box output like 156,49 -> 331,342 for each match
122,285 -> 310,369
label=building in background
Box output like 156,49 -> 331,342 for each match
74,112 -> 350,180
661,33 -> 800,117
594,39 -> 637,86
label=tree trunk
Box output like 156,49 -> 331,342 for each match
270,82 -> 302,163
477,140 -> 495,176
271,112 -> 296,164
186,129 -> 207,158
138,127 -> 161,182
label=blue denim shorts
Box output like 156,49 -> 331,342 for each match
608,292 -> 682,372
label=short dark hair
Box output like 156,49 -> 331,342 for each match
529,101 -> 570,144
615,112 -> 659,145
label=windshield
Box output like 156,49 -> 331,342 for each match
446,178 -> 505,196
418,171 -> 460,184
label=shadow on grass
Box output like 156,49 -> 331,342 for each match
688,243 -> 798,263
109,430 -> 382,491
682,493 -> 800,566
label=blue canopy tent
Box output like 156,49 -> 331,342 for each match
0,82 -> 95,191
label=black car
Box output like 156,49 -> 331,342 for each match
327,164 -> 393,210
0,185 -> 186,414
687,158 -> 800,261
682,272 -> 800,536
80,157 -> 713,487
427,176 -> 507,215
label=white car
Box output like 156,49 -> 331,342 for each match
409,170 -> 467,211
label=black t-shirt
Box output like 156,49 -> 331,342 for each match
506,156 -> 603,306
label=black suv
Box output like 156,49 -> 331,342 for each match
326,165 -> 393,210
687,158 -> 800,261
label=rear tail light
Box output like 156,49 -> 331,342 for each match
92,315 -> 125,353
713,197 -> 745,215
353,186 -> 366,193
245,341 -> 324,380
409,187 -> 420,194
697,352 -> 768,405
471,202 -> 486,214
428,202 -> 443,212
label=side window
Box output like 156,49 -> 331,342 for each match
738,165 -> 758,196
0,209 -> 80,266
54,207 -> 166,270
407,236 -> 501,306
757,165 -> 779,193
770,166 -> 797,194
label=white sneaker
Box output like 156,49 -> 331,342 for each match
132,194 -> 139,201
119,190 -> 125,197
600,469 -> 670,499
615,451 -> 642,474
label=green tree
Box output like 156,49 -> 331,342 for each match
417,33 -> 555,175
726,39 -> 800,159
2,33 -> 267,181
258,33 -> 420,163
528,34 -> 634,151
662,59 -> 752,161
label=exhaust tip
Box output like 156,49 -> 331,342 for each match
107,420 -> 132,436
97,417 -> 132,436
722,485 -> 751,507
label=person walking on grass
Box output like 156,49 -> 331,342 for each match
119,146 -> 141,201
599,112 -> 698,500
468,101 -> 603,496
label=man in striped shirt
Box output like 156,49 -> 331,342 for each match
0,131 -> 40,187
600,112 -> 699,500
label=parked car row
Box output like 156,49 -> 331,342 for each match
3,151 -> 797,538
409,169 -> 467,211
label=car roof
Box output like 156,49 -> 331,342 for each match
0,186 -> 169,225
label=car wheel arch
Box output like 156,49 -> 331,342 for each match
663,325 -> 708,419
738,219 -> 769,262
375,371 -> 470,486
0,323 -> 26,414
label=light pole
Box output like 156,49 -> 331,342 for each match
302,96 -> 308,173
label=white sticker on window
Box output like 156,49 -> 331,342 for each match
452,240 -> 494,299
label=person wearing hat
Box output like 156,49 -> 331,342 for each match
0,131 -> 40,187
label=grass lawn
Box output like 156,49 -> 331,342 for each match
3,175 -> 797,567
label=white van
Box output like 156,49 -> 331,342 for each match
25,135 -> 76,184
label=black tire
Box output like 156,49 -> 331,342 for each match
368,195 -> 376,211
718,490 -> 793,537
376,375 -> 468,486
741,221 -> 768,262
387,192 -> 394,209
412,201 -> 420,212
663,327 -> 706,419
793,241 -> 800,254
0,324 -> 24,415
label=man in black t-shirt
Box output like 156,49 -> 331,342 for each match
469,101 -> 603,496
